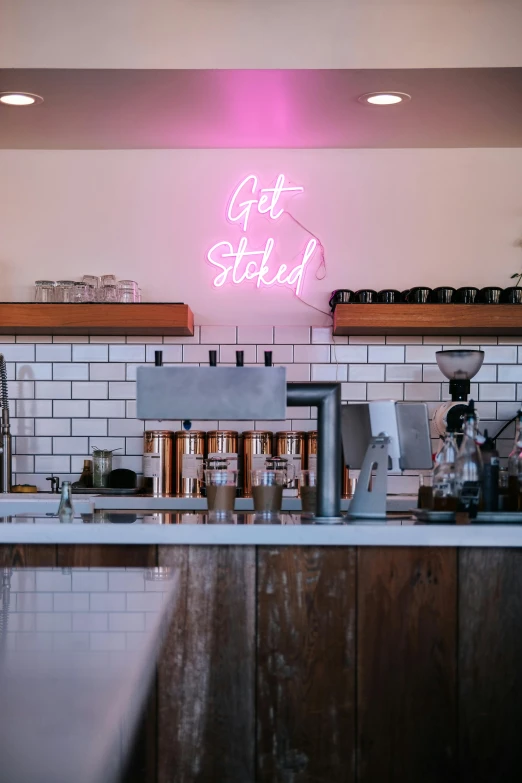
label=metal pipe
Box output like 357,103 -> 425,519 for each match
1,409 -> 12,494
286,382 -> 342,519
0,355 -> 11,494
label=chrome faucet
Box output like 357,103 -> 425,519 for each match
0,355 -> 12,494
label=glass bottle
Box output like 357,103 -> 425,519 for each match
455,400 -> 483,517
78,459 -> 93,488
432,431 -> 458,511
417,474 -> 433,510
480,430 -> 499,512
507,410 -> 522,511
57,481 -> 74,523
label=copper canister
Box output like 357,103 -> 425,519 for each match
175,431 -> 205,497
275,431 -> 306,493
207,431 -> 239,470
143,430 -> 174,496
307,430 -> 351,498
242,431 -> 273,497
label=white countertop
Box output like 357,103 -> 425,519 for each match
0,513 -> 522,546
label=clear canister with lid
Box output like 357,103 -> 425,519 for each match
242,431 -> 272,497
175,431 -> 206,497
34,280 -> 56,303
275,431 -> 306,494
92,449 -> 114,488
143,430 -> 174,496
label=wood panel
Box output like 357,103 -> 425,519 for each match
0,544 -> 56,567
333,304 -> 522,335
56,544 -> 156,568
256,546 -> 356,783
0,303 -> 194,335
357,547 -> 457,783
157,545 -> 256,783
459,548 -> 522,783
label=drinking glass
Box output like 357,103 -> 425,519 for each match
55,280 -> 76,303
34,280 -> 56,302
101,274 -> 117,286
205,469 -> 238,522
72,282 -> 88,302
84,284 -> 96,302
299,470 -> 317,514
118,280 -> 140,303
82,275 -> 100,289
251,469 -> 285,516
99,284 -> 118,303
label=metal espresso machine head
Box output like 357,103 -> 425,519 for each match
136,362 -> 343,521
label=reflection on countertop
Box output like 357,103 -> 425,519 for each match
0,565 -> 177,783
0,511 -> 407,526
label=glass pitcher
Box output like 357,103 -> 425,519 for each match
264,457 -> 295,488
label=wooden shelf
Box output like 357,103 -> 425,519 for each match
0,303 -> 194,336
333,304 -> 522,336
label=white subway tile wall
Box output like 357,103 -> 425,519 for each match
3,328 -> 521,485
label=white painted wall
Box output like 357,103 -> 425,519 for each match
1,0 -> 521,69
1,148 -> 521,325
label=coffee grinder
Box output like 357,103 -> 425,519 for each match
432,349 -> 484,437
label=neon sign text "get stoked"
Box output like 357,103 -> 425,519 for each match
207,174 -> 317,296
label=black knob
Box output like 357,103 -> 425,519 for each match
264,351 -> 273,367
209,350 -> 217,366
236,351 -> 244,367
154,351 -> 163,367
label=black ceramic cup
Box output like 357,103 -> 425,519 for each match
406,287 -> 432,304
455,287 -> 479,304
479,287 -> 503,304
401,289 -> 410,302
328,289 -> 355,311
431,287 -> 456,304
501,287 -> 522,304
378,289 -> 402,304
355,289 -> 378,303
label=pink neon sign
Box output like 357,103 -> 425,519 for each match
208,173 -> 317,296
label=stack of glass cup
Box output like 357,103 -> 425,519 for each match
34,275 -> 141,302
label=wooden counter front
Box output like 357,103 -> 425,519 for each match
1,543 -> 521,783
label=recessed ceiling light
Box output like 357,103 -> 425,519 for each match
0,92 -> 43,106
358,92 -> 411,106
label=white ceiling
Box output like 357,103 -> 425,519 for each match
1,68 -> 521,149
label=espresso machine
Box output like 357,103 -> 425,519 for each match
136,363 -> 343,521
432,349 -> 484,438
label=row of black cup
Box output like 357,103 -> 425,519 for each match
329,286 -> 522,310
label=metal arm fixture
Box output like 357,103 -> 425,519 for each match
287,382 -> 342,520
